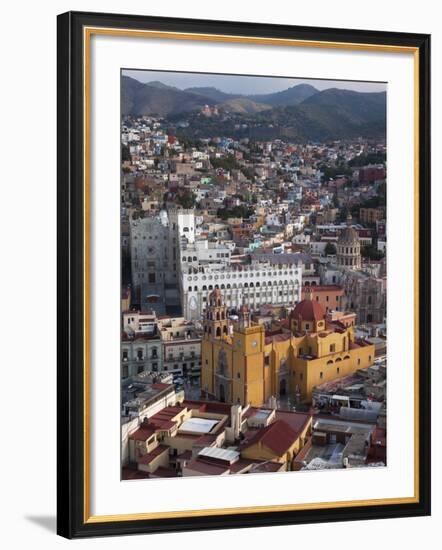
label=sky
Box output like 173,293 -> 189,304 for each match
122,69 -> 387,95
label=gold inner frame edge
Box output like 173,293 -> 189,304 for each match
82,26 -> 420,524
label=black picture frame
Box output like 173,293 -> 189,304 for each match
57,10 -> 431,539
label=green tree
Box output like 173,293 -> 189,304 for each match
177,191 -> 197,209
361,244 -> 384,260
325,242 -> 337,256
121,145 -> 131,162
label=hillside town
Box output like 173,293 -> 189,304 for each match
120,102 -> 387,480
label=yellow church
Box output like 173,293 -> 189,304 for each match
201,287 -> 375,406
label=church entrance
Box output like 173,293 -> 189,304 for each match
219,383 -> 225,403
279,378 -> 287,396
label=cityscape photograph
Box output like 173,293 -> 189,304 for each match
120,70 -> 387,480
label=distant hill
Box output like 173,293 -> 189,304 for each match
121,76 -> 146,115
300,88 -> 386,125
220,97 -> 272,114
187,83 -> 318,107
184,86 -> 240,102
297,88 -> 386,139
122,76 -> 215,116
250,83 -> 318,106
145,80 -> 180,91
122,78 -> 319,116
122,76 -> 386,140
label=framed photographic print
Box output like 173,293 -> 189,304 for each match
57,11 -> 431,538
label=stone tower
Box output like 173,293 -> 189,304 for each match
337,213 -> 361,270
203,288 -> 229,339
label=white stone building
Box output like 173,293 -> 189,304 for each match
130,209 -> 196,312
181,256 -> 302,320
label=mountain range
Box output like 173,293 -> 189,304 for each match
122,76 -> 386,140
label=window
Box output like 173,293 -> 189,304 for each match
237,372 -> 241,379
122,350 -> 128,361
358,358 -> 361,365
330,344 -> 336,353
264,355 -> 270,366
137,365 -> 144,374
320,371 -> 323,379
148,273 -> 156,283
337,367 -> 340,375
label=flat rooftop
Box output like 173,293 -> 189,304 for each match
178,417 -> 219,434
198,447 -> 240,463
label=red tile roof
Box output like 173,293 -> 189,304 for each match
265,333 -> 291,345
150,466 -> 178,478
290,299 -> 325,323
241,420 -> 301,456
121,468 -> 149,480
193,434 -> 218,446
137,445 -> 169,465
182,399 -> 231,416
148,405 -> 184,429
154,420 -> 177,431
129,426 -> 155,441
185,458 -> 230,476
151,383 -> 173,391
274,410 -> 311,434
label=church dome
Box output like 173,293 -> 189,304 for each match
336,212 -> 361,270
208,287 -> 223,306
290,299 -> 325,323
209,287 -> 222,299
338,213 -> 359,245
338,225 -> 359,245
239,302 -> 249,314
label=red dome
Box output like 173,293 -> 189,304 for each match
209,288 -> 222,299
239,303 -> 249,313
290,299 -> 325,323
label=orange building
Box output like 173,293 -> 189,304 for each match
301,285 -> 344,313
201,288 -> 375,405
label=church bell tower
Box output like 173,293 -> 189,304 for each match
203,288 -> 229,339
